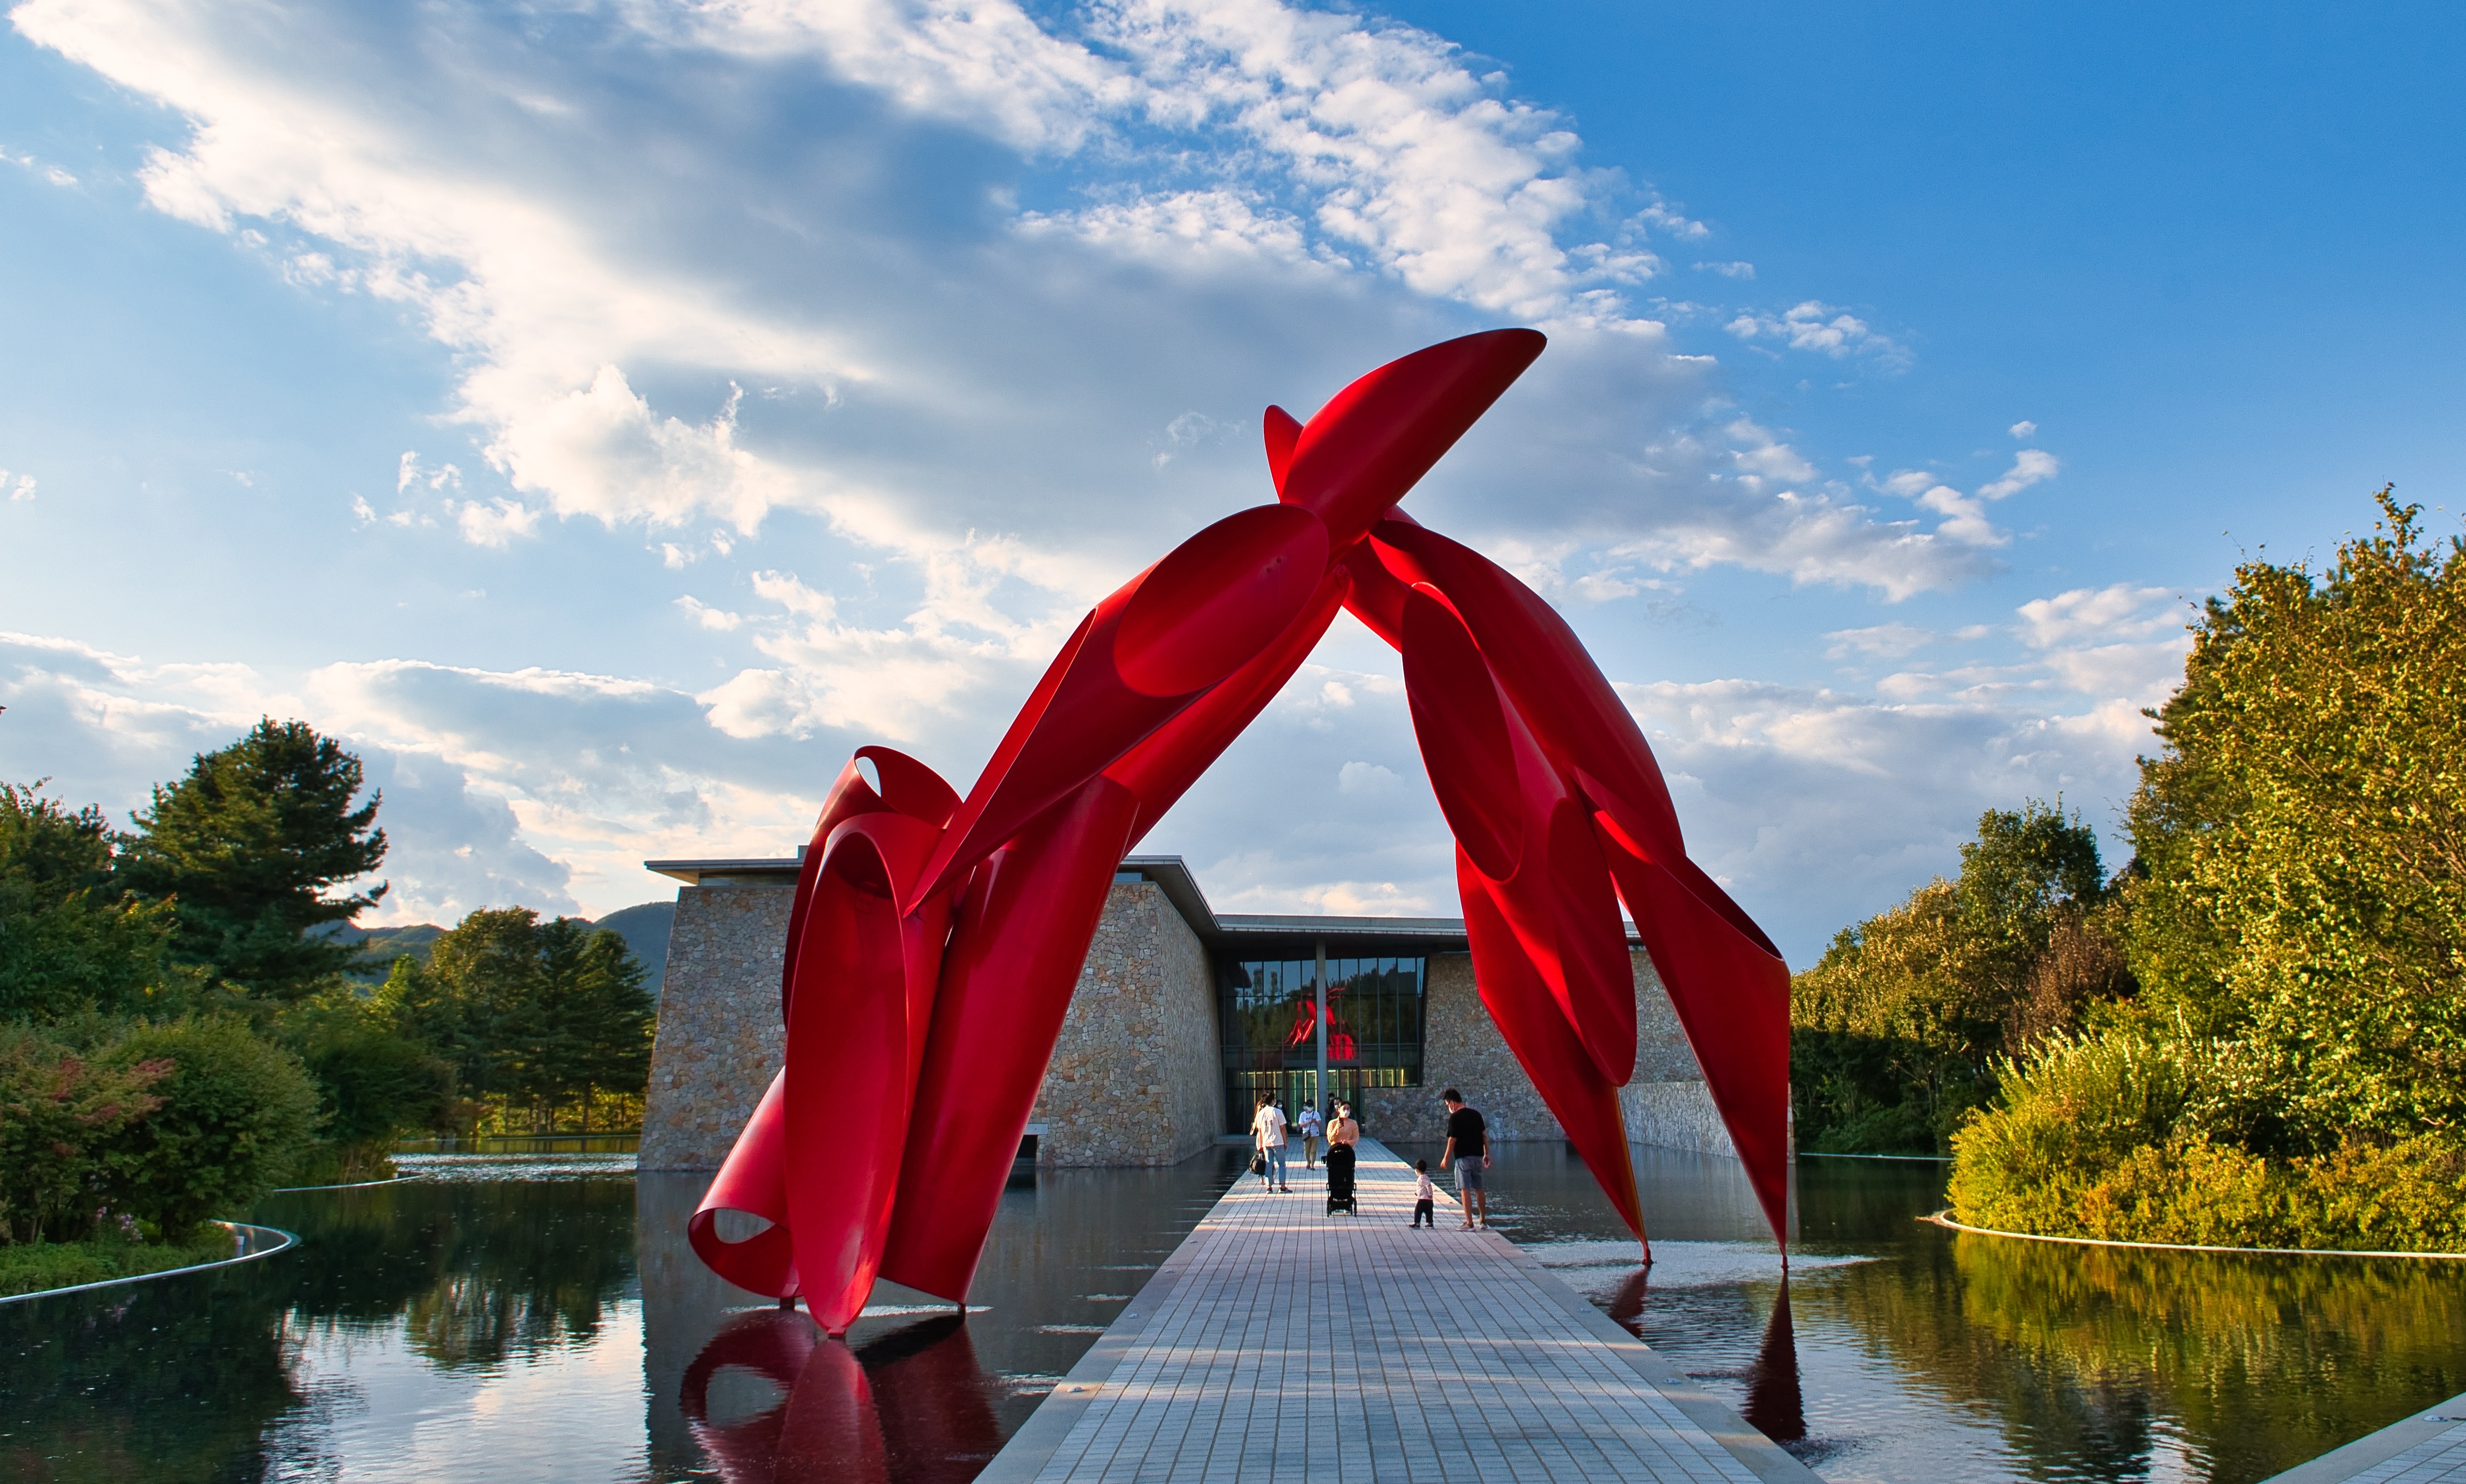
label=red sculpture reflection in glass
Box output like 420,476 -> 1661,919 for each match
690,329 -> 1792,1337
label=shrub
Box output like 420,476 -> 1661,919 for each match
1951,1027 -> 2466,1249
100,1019 -> 318,1238
2292,1137 -> 2466,1251
0,1026 -> 168,1244
1947,1029 -> 2207,1234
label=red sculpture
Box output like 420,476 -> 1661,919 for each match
690,329 -> 1792,1335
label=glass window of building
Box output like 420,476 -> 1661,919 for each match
1219,955 -> 1424,1131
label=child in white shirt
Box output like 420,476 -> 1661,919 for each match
1410,1159 -> 1436,1228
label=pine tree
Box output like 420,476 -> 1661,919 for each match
118,720 -> 386,998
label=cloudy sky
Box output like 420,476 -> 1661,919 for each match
2,0 -> 2459,962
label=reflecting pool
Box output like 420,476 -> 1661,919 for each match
1387,1141 -> 2466,1484
2,1146 -> 2460,1483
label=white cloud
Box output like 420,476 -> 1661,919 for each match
1980,448 -> 2059,501
450,497 -> 541,548
675,596 -> 743,632
1724,300 -> 1907,367
488,371 -> 798,534
1825,623 -> 1935,660
4,471 -> 36,501
1337,759 -> 1401,796
1694,260 -> 1755,279
3,0 -> 2195,959
2014,583 -> 2180,649
2009,419 -> 2037,439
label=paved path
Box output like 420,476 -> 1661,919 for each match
2262,1394 -> 2466,1484
982,1139 -> 1817,1484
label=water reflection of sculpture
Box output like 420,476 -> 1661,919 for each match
681,1310 -> 1001,1484
687,330 -> 1795,1336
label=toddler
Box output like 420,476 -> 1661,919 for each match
1410,1159 -> 1436,1228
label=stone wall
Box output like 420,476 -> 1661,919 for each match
640,877 -> 1221,1172
638,884 -> 793,1172
1029,880 -> 1221,1167
1357,948 -> 1736,1156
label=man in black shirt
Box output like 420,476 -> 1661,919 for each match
1437,1088 -> 1492,1229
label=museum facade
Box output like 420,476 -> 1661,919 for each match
637,853 -> 1740,1171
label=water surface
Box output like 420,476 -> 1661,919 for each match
1389,1141 -> 2466,1484
3,1146 -> 2459,1482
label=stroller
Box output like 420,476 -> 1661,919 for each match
1324,1144 -> 1358,1215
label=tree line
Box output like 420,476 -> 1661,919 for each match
1,720 -> 655,1252
1790,488 -> 2466,1248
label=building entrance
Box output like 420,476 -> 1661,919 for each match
1219,954 -> 1424,1134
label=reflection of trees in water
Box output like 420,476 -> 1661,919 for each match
0,1179 -> 647,1483
1825,1232 -> 2466,1483
683,1310 -> 1004,1484
0,1276 -> 300,1484
278,1179 -> 638,1369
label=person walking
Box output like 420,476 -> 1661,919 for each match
1252,1094 -> 1291,1192
1409,1159 -> 1437,1228
1438,1088 -> 1492,1229
1297,1102 -> 1324,1168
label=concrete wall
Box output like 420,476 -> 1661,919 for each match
1357,948 -> 1737,1157
1029,879 -> 1220,1166
638,884 -> 793,1172
640,877 -> 1222,1172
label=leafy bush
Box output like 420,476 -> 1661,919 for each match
1950,1029 -> 2466,1250
0,1025 -> 168,1244
99,1019 -> 319,1239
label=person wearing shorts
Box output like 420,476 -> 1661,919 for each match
1438,1088 -> 1492,1229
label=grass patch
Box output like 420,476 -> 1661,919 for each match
0,1229 -> 239,1298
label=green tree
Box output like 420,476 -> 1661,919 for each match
0,782 -> 177,1020
2126,487 -> 2466,1149
1791,800 -> 2126,1151
556,922 -> 652,1132
379,908 -> 653,1132
118,719 -> 387,999
282,991 -> 456,1176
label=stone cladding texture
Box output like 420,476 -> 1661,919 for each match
1358,949 -> 1736,1156
639,878 -> 1222,1172
1029,881 -> 1221,1167
639,885 -> 792,1172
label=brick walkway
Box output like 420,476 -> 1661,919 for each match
981,1139 -> 1818,1484
2263,1395 -> 2466,1484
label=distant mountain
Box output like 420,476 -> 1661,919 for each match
593,901 -> 675,998
323,921 -> 446,975
321,902 -> 677,997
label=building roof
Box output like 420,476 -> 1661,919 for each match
641,851 -> 1476,951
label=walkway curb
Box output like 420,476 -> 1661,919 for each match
974,1200 -> 1214,1484
0,1220 -> 297,1306
1481,1228 -> 1821,1483
2255,1390 -> 2466,1484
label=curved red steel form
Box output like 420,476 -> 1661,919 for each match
689,327 -> 1792,1332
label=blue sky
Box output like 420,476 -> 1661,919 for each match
1,0 -> 2457,963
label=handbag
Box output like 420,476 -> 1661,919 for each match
1250,1152 -> 1267,1176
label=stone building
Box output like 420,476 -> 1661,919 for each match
637,854 -> 1737,1172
